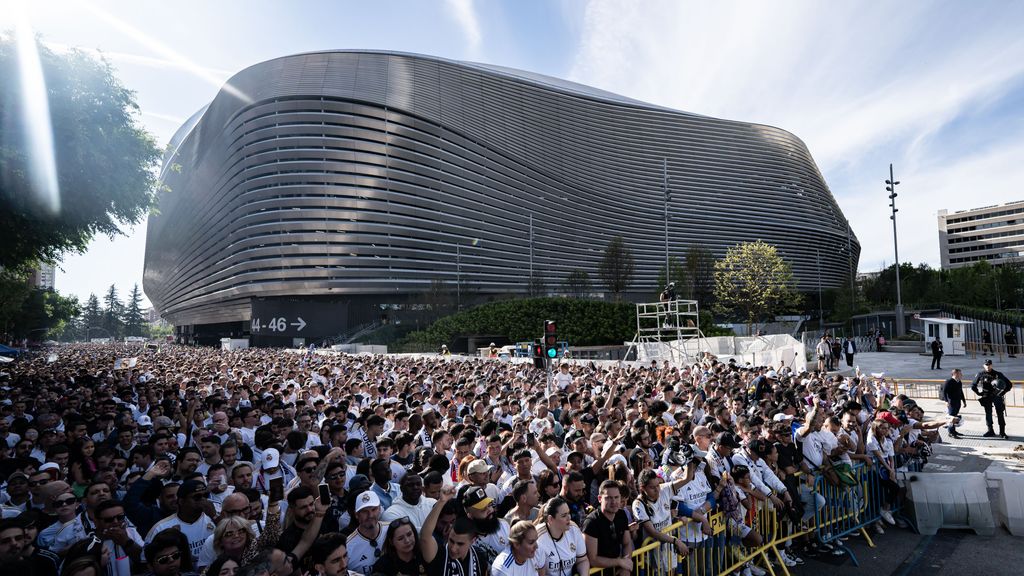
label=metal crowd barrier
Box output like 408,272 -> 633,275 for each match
891,378 -> 1024,408
586,460 -> 916,575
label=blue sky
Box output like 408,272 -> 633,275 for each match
4,0 -> 1024,308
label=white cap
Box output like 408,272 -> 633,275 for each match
772,413 -> 794,422
355,490 -> 381,512
766,370 -> 779,379
137,415 -> 153,427
466,459 -> 492,476
262,448 -> 280,470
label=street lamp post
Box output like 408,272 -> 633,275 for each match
663,158 -> 670,286
886,163 -> 905,337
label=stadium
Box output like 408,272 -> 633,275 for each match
143,50 -> 859,346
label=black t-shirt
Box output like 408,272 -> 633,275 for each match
775,441 -> 799,471
277,519 -> 334,552
582,509 -> 628,559
372,552 -> 427,576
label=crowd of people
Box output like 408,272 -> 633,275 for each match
0,341 -> 961,576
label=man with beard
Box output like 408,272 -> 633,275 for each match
381,472 -> 436,532
559,471 -> 590,526
462,485 -> 509,568
345,491 -> 387,574
277,486 -> 329,552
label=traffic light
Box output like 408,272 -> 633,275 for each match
544,320 -> 558,359
532,340 -> 545,369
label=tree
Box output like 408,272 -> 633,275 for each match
124,283 -> 146,337
656,256 -> 686,295
82,293 -> 102,338
598,236 -> 635,300
563,269 -> 592,299
0,268 -> 33,340
714,240 -> 800,332
10,289 -> 80,340
0,265 -> 79,341
101,285 -> 123,338
0,38 -> 162,270
528,272 -> 547,297
684,245 -> 716,305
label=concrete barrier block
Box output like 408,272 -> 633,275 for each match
904,472 -> 995,536
986,471 -> 1024,536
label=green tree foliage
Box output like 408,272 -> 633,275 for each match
0,38 -> 162,270
397,298 -> 636,351
656,256 -> 686,295
684,245 -> 716,305
124,283 -> 146,337
598,236 -> 635,300
714,241 -> 800,331
0,268 -> 79,340
563,269 -> 592,299
101,285 -> 123,339
861,260 -> 1024,311
0,268 -> 33,338
81,293 -> 102,337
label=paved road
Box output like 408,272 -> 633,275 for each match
789,351 -> 1024,575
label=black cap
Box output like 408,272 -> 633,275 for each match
178,479 -> 205,499
462,486 -> 493,510
984,359 -> 993,366
716,432 -> 741,449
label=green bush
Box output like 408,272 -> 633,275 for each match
395,298 -> 635,350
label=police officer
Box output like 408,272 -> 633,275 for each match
971,359 -> 1011,439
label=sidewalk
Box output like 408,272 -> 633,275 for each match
833,350 -> 1024,381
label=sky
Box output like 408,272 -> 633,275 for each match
4,0 -> 1024,309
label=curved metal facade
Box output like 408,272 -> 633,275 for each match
144,50 -> 859,328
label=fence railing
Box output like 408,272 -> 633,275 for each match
892,377 -> 1024,408
584,460 -> 913,576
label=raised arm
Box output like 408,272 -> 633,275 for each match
419,490 -> 452,563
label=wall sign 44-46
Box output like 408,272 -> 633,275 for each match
251,317 -> 306,333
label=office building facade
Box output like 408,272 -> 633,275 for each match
143,51 -> 858,345
938,200 -> 1024,269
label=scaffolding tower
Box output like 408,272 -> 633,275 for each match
628,299 -> 707,365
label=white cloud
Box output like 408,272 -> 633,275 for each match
445,0 -> 483,59
567,0 -> 1024,269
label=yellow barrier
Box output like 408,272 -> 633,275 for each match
586,502 -> 818,576
891,378 -> 1024,408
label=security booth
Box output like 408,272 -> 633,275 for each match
922,318 -> 973,355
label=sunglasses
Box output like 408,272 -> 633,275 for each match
190,492 -> 210,501
300,467 -> 317,474
55,496 -> 79,507
100,513 -> 127,523
325,473 -> 344,481
154,551 -> 182,565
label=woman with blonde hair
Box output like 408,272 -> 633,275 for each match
492,520 -> 544,576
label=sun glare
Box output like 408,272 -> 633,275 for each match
80,0 -> 253,105
14,3 -> 61,215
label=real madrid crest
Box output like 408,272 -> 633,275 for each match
569,543 -> 576,552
